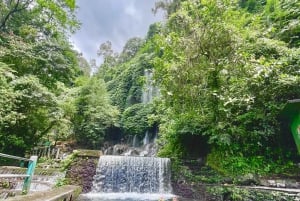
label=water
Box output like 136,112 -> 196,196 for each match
143,131 -> 150,146
79,155 -> 174,201
132,135 -> 139,147
78,193 -> 175,201
92,156 -> 171,193
141,69 -> 159,104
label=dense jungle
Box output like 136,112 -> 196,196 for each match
1,0 -> 300,199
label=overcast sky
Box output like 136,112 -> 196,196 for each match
70,0 -> 163,65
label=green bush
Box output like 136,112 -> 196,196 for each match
121,103 -> 156,137
207,148 -> 298,177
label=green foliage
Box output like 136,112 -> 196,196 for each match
0,32 -> 81,89
73,77 -> 120,148
238,0 -> 266,13
97,52 -> 151,111
1,0 -> 299,180
119,37 -> 144,63
263,0 -> 300,47
151,0 -> 300,175
61,150 -> 79,170
55,178 -> 69,187
207,148 -> 298,176
0,0 -> 95,156
158,110 -> 210,158
0,0 -> 79,33
208,186 -> 297,201
0,63 -> 58,155
95,34 -> 159,143
121,103 -> 156,137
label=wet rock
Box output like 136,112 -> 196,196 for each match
172,182 -> 194,199
276,180 -> 286,188
222,177 -> 233,185
113,144 -> 129,155
236,173 -> 259,185
104,146 -> 113,155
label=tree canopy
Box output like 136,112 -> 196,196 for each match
1,0 -> 299,176
0,0 -> 118,155
95,0 -> 300,175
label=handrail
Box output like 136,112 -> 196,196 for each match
0,174 -> 30,178
0,153 -> 32,162
0,153 -> 37,195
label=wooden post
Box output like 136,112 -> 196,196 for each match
56,148 -> 60,159
47,146 -> 51,159
22,156 -> 38,194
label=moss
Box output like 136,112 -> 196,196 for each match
75,149 -> 102,158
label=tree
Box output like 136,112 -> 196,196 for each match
77,52 -> 91,77
97,41 -> 119,67
0,0 -> 79,33
0,31 -> 81,89
151,0 -> 300,174
0,0 -> 81,88
153,0 -> 183,16
121,103 -> 156,137
0,0 -> 81,155
73,77 -> 120,148
0,62 -> 57,155
119,37 -> 144,63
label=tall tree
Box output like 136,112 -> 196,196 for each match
152,0 -> 300,173
73,77 -> 120,148
0,0 -> 81,156
0,62 -> 57,155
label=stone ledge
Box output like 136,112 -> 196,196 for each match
74,149 -> 102,158
249,186 -> 300,193
5,185 -> 81,201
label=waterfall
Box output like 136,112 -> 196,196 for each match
141,69 -> 159,104
132,135 -> 139,147
141,69 -> 159,151
92,155 -> 172,194
78,69 -> 175,200
143,131 -> 150,146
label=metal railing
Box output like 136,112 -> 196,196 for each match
0,153 -> 37,195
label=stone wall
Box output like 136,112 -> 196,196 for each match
65,150 -> 102,193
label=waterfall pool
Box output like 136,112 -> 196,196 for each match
78,192 -> 176,200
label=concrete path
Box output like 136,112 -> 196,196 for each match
248,186 -> 300,193
5,185 -> 81,201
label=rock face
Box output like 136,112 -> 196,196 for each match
65,150 -> 102,193
103,142 -> 158,157
236,173 -> 259,185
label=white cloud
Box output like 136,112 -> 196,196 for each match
70,0 -> 163,66
124,2 -> 137,17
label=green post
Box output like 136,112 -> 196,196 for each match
291,114 -> 300,154
281,99 -> 300,154
22,156 -> 38,194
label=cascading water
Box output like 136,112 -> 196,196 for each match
92,156 -> 171,194
140,69 -> 158,152
143,131 -> 150,146
78,69 -> 175,200
141,69 -> 159,104
132,135 -> 139,148
79,155 -> 174,201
